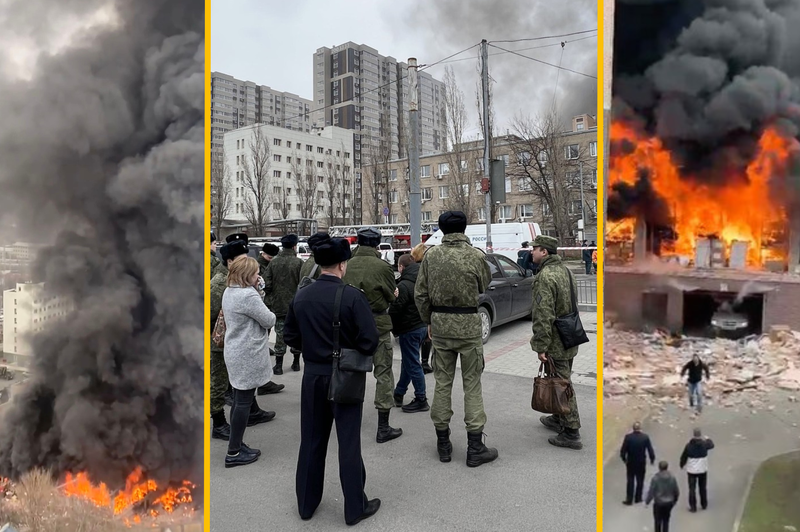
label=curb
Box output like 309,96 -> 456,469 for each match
730,448 -> 800,532
578,304 -> 597,312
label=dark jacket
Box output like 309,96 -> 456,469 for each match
582,248 -> 592,262
257,255 -> 271,278
263,249 -> 303,317
680,437 -> 715,474
284,275 -> 380,376
620,431 -> 656,468
389,262 -> 425,335
681,360 -> 710,383
646,471 -> 680,506
343,245 -> 396,336
517,249 -> 532,270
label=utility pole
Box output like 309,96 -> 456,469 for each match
481,39 -> 492,251
408,58 -> 421,247
579,161 -> 585,242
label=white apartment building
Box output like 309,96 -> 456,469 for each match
224,124 -> 355,232
2,283 -> 75,356
0,242 -> 45,262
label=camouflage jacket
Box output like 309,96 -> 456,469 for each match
211,252 -> 224,279
264,249 -> 303,317
299,254 -> 322,282
530,254 -> 580,360
210,264 -> 228,353
415,233 -> 491,340
342,245 -> 396,335
256,255 -> 271,279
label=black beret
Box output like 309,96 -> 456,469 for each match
307,232 -> 329,251
226,233 -> 248,244
439,211 -> 467,234
315,237 -> 352,266
262,243 -> 280,256
211,232 -> 217,243
219,240 -> 249,262
281,234 -> 299,248
357,227 -> 382,247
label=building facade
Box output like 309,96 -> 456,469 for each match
223,124 -> 355,235
361,115 -> 599,243
2,283 -> 75,357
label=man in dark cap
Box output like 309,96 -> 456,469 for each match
284,236 -> 382,526
210,241 -> 283,441
265,234 -> 304,374
298,232 -> 329,284
258,243 -> 280,279
343,226 -> 402,443
415,211 -> 498,467
211,232 -> 223,279
530,234 -> 584,450
226,232 -> 248,244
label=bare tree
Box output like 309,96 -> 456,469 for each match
362,131 -> 392,224
442,66 -> 477,222
321,144 -> 350,227
241,126 -> 272,236
509,110 -> 596,241
210,150 -> 232,234
291,150 -> 318,234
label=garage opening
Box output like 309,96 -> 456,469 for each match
682,290 -> 764,338
642,292 -> 668,328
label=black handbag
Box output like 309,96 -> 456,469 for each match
328,283 -> 374,404
553,267 -> 590,350
298,263 -> 319,290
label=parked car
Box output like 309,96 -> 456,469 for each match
378,243 -> 395,267
478,253 -> 534,344
710,307 -> 749,339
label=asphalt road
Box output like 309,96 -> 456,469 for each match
210,321 -> 597,531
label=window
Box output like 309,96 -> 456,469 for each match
390,169 -> 397,181
273,170 -> 281,178
496,255 -> 524,278
296,157 -> 301,164
389,190 -> 398,203
274,139 -> 282,146
422,211 -> 432,221
589,141 -> 597,157
498,154 -> 509,166
273,186 -> 282,194
518,178 -> 532,191
478,207 -> 486,221
286,173 -> 291,180
345,152 -> 350,158
461,183 -> 470,196
565,144 -> 579,160
517,151 -> 531,165
543,203 -> 552,216
317,147 -> 324,154
236,140 -> 240,149
317,161 -> 324,168
505,178 -> 511,193
476,158 -> 484,172
236,155 -> 240,165
520,204 -> 535,218
460,160 -> 468,171
421,165 -> 431,178
273,202 -> 280,210
390,214 -> 398,224
306,160 -> 313,167
577,123 -> 585,131
591,169 -> 598,187
438,163 -> 449,176
296,142 -> 301,149
570,200 -> 583,215
273,154 -> 281,162
306,145 -> 313,152
439,186 -> 449,199
421,188 -> 432,200
499,205 -> 513,220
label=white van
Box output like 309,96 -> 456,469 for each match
425,222 -> 542,262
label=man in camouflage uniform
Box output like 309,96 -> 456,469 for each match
211,232 -> 224,279
415,211 -> 498,467
529,234 -> 583,450
258,243 -> 280,279
343,227 -> 402,443
265,234 -> 303,374
298,232 -> 328,283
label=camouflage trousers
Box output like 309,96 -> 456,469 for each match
210,348 -> 229,415
430,335 -> 487,432
373,332 -> 396,411
273,318 -> 301,358
551,357 -> 581,430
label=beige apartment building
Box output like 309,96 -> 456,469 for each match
361,114 -> 598,243
2,282 -> 75,358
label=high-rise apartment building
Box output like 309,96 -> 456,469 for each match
210,72 -> 313,158
3,283 -> 75,357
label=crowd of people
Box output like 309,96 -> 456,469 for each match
209,211 -> 587,526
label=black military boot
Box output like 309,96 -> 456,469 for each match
291,353 -> 301,372
257,381 -> 285,395
211,412 -> 230,440
402,397 -> 430,413
548,428 -> 583,450
224,388 -> 234,407
539,415 -> 563,433
273,356 -> 284,375
393,393 -> 404,407
466,430 -> 499,467
376,410 -> 402,443
435,428 -> 452,463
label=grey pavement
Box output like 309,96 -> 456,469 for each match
210,322 -> 597,531
603,393 -> 800,531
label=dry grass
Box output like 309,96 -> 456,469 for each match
0,469 -> 130,532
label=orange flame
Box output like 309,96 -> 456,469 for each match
609,121 -> 792,267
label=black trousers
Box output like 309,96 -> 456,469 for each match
228,388 -> 257,454
653,502 -> 673,532
688,472 -> 708,510
625,464 -> 646,503
296,373 -> 368,524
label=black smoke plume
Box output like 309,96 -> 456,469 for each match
0,0 -> 204,495
608,169 -> 672,225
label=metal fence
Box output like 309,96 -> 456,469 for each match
576,279 -> 597,305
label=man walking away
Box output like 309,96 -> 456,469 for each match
582,240 -> 592,274
530,235 -> 583,450
680,428 -> 715,512
681,355 -> 710,413
415,211 -> 498,467
343,227 -> 402,443
265,234 -> 303,374
389,254 -> 429,413
284,236 -> 382,526
646,461 -> 680,532
620,421 -> 656,505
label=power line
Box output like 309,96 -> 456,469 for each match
488,43 -> 597,79
489,29 -> 597,44
426,34 -> 596,67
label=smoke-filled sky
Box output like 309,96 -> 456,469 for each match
0,0 -> 204,493
211,0 -> 597,136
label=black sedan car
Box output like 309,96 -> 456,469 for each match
478,253 -> 534,344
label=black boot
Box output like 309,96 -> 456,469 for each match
539,415 -> 563,433
225,446 -> 259,468
548,428 -> 583,450
211,411 -> 230,440
436,428 -> 452,463
466,430 -> 498,467
393,393 -> 404,407
224,388 -> 234,407
402,397 -> 430,413
291,353 -> 301,372
257,381 -> 285,395
376,410 -> 402,443
346,498 -> 381,526
273,355 -> 284,375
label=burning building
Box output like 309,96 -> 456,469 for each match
607,0 -> 800,335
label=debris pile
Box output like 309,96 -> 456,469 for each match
604,325 -> 800,421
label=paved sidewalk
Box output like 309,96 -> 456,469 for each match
603,393 -> 800,531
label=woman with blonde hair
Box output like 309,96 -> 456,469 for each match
409,242 -> 433,374
221,255 -> 277,467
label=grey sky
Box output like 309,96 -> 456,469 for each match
211,0 -> 597,137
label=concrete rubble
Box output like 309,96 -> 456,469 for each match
604,324 -> 800,422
